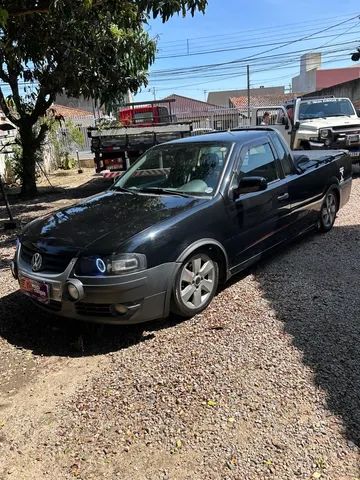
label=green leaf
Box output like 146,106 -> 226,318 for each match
0,8 -> 8,26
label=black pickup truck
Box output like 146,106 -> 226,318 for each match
12,128 -> 352,324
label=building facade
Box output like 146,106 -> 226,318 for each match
292,53 -> 360,94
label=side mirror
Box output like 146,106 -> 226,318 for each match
234,176 -> 267,197
294,120 -> 300,131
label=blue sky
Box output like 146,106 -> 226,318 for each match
135,0 -> 360,102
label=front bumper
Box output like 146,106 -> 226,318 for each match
14,247 -> 177,324
309,135 -> 360,163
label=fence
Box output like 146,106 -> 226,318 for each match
57,103 -> 284,158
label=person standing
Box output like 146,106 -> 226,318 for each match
261,111 -> 270,125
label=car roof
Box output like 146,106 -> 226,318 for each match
166,128 -> 274,145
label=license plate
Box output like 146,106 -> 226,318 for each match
19,275 -> 50,304
349,151 -> 360,157
348,134 -> 360,143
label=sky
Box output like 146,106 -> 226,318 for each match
134,0 -> 360,102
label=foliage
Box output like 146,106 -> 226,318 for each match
3,145 -> 23,183
48,119 -> 85,170
0,0 -> 207,194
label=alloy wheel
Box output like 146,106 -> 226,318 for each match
179,254 -> 216,310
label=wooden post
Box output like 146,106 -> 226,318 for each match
0,174 -> 17,229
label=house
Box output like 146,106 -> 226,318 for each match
54,93 -> 98,114
230,93 -> 297,110
162,93 -> 242,130
292,52 -> 360,94
163,94 -> 218,115
207,86 -> 285,107
303,77 -> 360,109
50,104 -> 95,120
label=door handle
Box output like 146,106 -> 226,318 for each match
277,192 -> 289,201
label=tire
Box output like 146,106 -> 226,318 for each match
318,187 -> 338,233
171,251 -> 219,318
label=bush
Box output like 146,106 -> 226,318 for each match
48,119 -> 85,170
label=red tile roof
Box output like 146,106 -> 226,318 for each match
230,93 -> 296,109
50,104 -> 94,118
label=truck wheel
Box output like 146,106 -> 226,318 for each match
318,188 -> 338,233
171,252 -> 219,318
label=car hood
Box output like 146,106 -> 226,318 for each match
300,116 -> 360,130
21,190 -> 205,254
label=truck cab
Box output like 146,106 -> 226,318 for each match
119,105 -> 174,126
290,96 -> 360,162
250,97 -> 360,164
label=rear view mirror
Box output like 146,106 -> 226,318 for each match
234,176 -> 267,197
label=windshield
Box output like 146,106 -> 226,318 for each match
114,142 -> 232,196
299,98 -> 355,120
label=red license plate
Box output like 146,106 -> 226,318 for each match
19,275 -> 50,304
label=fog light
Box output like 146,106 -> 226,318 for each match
10,261 -> 18,279
324,139 -> 331,146
113,304 -> 128,315
66,280 -> 84,302
68,284 -> 80,300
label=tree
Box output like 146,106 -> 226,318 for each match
0,1 -> 207,196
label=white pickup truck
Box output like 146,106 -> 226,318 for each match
251,96 -> 360,164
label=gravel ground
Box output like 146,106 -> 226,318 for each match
0,173 -> 359,479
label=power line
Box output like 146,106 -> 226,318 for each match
149,43 -> 358,82
148,52 -> 357,92
157,11 -> 360,47
157,22 -> 360,59
151,14 -> 360,78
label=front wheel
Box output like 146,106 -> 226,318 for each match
318,188 -> 338,232
171,252 -> 219,318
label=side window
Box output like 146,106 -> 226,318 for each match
239,143 -> 279,183
271,134 -> 293,176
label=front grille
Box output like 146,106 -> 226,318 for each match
75,302 -> 113,317
20,245 -> 74,274
332,125 -> 360,133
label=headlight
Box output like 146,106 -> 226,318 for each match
76,253 -> 147,276
320,129 -> 330,139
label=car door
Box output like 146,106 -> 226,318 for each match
270,131 -> 325,230
224,139 -> 291,272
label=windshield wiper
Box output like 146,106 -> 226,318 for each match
111,185 -> 137,195
137,187 -> 192,198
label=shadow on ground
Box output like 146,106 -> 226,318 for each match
0,291 -> 159,357
255,224 -> 360,446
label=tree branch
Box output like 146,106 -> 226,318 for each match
7,70 -> 24,117
0,87 -> 18,125
31,90 -> 56,123
34,122 -> 49,148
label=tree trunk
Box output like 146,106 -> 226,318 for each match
18,121 -> 38,197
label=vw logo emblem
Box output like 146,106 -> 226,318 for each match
31,252 -> 43,272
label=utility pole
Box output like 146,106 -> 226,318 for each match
152,87 -> 157,101
247,65 -> 250,123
